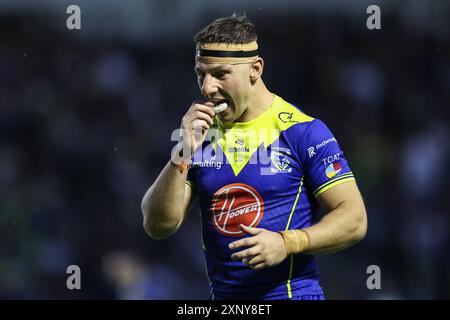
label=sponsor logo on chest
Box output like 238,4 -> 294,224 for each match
210,183 -> 264,237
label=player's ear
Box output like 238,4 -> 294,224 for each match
249,57 -> 264,84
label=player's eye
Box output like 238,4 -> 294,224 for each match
214,72 -> 226,79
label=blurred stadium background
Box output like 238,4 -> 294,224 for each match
0,0 -> 449,299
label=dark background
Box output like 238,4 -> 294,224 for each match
0,0 -> 449,299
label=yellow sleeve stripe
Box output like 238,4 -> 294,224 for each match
313,173 -> 355,197
185,180 -> 196,191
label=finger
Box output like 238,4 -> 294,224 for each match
240,224 -> 264,236
231,247 -> 260,261
194,110 -> 214,126
250,262 -> 266,271
247,255 -> 264,266
242,257 -> 257,266
229,237 -> 258,250
192,119 -> 210,132
192,101 -> 216,118
185,110 -> 214,126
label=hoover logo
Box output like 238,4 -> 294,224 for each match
210,183 -> 264,237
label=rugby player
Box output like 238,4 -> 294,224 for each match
141,14 -> 367,300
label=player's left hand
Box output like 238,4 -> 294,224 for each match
228,224 -> 288,270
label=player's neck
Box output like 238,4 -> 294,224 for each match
235,81 -> 274,123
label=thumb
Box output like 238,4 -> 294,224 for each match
240,224 -> 264,235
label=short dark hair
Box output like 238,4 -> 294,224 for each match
194,14 -> 257,45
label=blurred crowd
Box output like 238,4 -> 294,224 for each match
0,2 -> 449,299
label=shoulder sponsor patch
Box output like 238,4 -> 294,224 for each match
322,152 -> 341,166
325,161 -> 342,178
277,112 -> 299,124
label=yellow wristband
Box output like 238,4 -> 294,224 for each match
278,229 -> 310,255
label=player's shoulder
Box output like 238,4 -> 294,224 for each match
273,94 -> 329,134
273,95 -> 314,124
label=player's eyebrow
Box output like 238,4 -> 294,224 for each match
194,65 -> 231,74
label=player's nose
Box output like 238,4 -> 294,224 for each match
200,74 -> 218,98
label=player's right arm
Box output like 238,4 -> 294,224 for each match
141,162 -> 196,239
141,101 -> 215,239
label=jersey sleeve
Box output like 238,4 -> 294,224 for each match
300,119 -> 355,197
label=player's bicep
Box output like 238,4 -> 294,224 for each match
316,180 -> 364,212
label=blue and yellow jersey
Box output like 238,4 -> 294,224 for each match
186,94 -> 355,299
